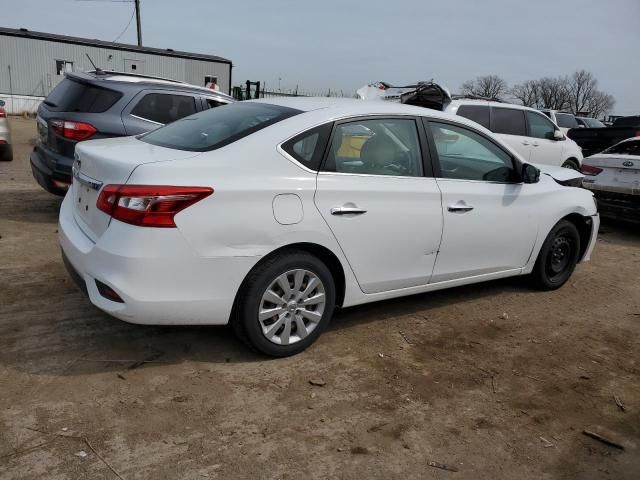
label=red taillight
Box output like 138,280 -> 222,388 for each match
580,164 -> 603,176
0,107 -> 6,118
97,185 -> 213,228
635,130 -> 640,138
50,119 -> 97,141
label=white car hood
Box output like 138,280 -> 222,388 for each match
532,162 -> 584,183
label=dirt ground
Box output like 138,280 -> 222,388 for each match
0,117 -> 639,480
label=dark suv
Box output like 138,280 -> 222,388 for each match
31,70 -> 233,195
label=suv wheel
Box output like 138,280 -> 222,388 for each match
562,159 -> 579,170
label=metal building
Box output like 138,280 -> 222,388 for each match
0,27 -> 232,114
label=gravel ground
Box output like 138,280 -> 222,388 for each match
1,117 -> 639,480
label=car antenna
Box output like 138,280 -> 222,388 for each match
85,53 -> 104,75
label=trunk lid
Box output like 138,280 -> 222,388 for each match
71,136 -> 201,241
583,154 -> 640,171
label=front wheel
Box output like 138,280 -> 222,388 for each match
233,250 -> 336,357
530,220 -> 581,290
562,159 -> 579,170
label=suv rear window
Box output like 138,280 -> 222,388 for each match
140,102 -> 301,152
612,116 -> 640,127
492,108 -> 526,136
43,78 -> 122,113
131,93 -> 197,124
555,113 -> 579,128
456,105 -> 490,129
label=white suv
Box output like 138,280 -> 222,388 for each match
446,100 -> 583,169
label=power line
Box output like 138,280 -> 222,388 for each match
112,4 -> 136,42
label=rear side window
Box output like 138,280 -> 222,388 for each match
492,108 -> 526,136
131,93 -> 197,124
141,102 -> 301,152
603,140 -> 640,156
612,116 -> 640,127
44,78 -> 122,113
456,105 -> 490,129
555,113 -> 579,128
282,124 -> 332,171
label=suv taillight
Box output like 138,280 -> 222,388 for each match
580,164 -> 603,176
50,119 -> 97,141
97,185 -> 213,227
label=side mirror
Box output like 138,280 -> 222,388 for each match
0,99 -> 5,107
553,130 -> 564,141
522,163 -> 540,184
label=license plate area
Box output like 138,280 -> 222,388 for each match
74,183 -> 96,225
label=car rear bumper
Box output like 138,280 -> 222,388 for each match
58,192 -> 261,325
30,145 -> 73,195
589,189 -> 640,223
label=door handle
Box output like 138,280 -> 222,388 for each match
447,202 -> 474,213
331,206 -> 367,215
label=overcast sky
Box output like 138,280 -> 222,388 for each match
3,0 -> 639,114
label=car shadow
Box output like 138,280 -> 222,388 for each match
0,188 -> 62,224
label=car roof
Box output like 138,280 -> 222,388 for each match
67,70 -> 233,99
448,98 -> 548,114
247,96 -> 496,131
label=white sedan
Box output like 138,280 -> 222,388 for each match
582,137 -> 640,223
59,98 -> 599,356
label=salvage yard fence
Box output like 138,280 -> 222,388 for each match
233,80 -> 354,100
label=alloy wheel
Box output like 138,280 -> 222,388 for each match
258,269 -> 326,346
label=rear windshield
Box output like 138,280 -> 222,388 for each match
603,140 -> 640,156
140,102 -> 302,151
555,113 -> 579,128
44,78 -> 122,113
612,116 -> 640,127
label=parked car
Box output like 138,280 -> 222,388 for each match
568,115 -> 640,158
59,98 -> 599,356
581,137 -> 640,223
576,116 -> 606,128
357,82 -> 583,169
0,99 -> 13,161
449,100 -> 583,169
540,110 -> 580,133
31,70 -> 233,195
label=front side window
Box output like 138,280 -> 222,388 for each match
526,111 -> 556,140
324,118 -> 423,177
131,93 -> 197,124
492,108 -> 526,136
141,102 -> 301,152
555,113 -> 579,129
456,105 -> 490,129
282,124 -> 332,170
603,139 -> 640,156
429,122 -> 516,182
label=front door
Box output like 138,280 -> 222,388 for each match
425,120 -> 538,282
525,110 -> 563,166
314,117 -> 443,294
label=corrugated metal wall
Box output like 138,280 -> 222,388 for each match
0,35 -> 231,104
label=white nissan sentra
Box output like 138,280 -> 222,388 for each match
59,98 -> 599,356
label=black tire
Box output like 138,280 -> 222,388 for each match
233,249 -> 336,357
0,145 -> 13,162
530,220 -> 581,290
561,159 -> 579,170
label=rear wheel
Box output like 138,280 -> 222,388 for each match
233,250 -> 336,357
562,159 -> 579,170
530,220 -> 581,290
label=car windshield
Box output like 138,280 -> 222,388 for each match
140,102 -> 302,151
582,118 -> 606,128
603,140 -> 640,156
555,113 -> 579,128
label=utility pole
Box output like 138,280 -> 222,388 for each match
135,0 -> 142,46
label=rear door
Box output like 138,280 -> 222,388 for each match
491,107 -> 532,161
314,116 -> 443,294
121,90 -> 199,135
425,119 -> 538,282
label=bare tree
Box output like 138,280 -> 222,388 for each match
460,75 -> 508,100
510,80 -> 539,107
535,77 -> 571,111
566,70 -> 615,117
